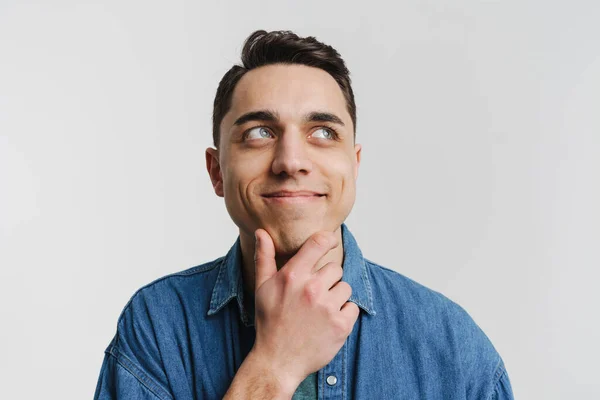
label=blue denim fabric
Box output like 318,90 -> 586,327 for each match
95,223 -> 514,399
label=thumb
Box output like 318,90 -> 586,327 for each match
254,228 -> 277,292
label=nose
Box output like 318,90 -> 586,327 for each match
271,130 -> 313,177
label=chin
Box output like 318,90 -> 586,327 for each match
267,220 -> 335,255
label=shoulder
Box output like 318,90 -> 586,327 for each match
364,257 -> 496,349
364,258 -> 506,398
108,257 -> 224,360
116,256 -> 223,322
364,257 -> 461,314
101,257 -> 225,397
96,258 -> 224,399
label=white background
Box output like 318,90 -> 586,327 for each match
1,1 -> 599,398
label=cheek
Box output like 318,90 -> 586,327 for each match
223,156 -> 268,197
322,156 -> 357,189
223,167 -> 247,195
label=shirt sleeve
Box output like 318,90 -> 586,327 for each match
94,351 -> 169,400
490,362 -> 514,400
95,284 -> 176,400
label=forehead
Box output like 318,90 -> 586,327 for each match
224,64 -> 350,128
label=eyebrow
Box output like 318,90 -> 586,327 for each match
232,110 -> 345,127
233,110 -> 279,126
305,111 -> 345,126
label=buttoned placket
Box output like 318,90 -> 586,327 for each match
318,337 -> 347,399
208,224 -> 375,399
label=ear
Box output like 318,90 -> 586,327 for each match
205,148 -> 224,197
354,143 -> 362,180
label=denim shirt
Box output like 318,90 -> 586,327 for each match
94,223 -> 514,399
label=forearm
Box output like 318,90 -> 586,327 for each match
223,351 -> 297,400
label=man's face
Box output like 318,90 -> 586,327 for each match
206,63 -> 361,256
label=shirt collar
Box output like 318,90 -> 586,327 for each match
207,223 -> 376,326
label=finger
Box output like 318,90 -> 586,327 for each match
284,231 -> 340,275
313,262 -> 343,290
340,301 -> 360,327
254,229 -> 277,292
328,281 -> 353,309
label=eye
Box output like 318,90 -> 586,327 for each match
311,127 -> 336,140
245,126 -> 273,140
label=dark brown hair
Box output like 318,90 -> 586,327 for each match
212,30 -> 357,148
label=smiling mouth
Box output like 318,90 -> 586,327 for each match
261,193 -> 325,203
262,190 -> 325,198
263,194 -> 325,198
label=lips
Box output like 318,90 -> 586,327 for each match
262,190 -> 325,198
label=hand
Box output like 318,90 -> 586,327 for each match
250,229 -> 360,393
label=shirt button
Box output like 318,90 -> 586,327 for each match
326,375 -> 337,386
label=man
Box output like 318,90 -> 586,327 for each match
94,30 -> 514,399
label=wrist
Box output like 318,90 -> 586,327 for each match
244,349 -> 301,398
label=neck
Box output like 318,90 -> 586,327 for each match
239,226 -> 345,299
